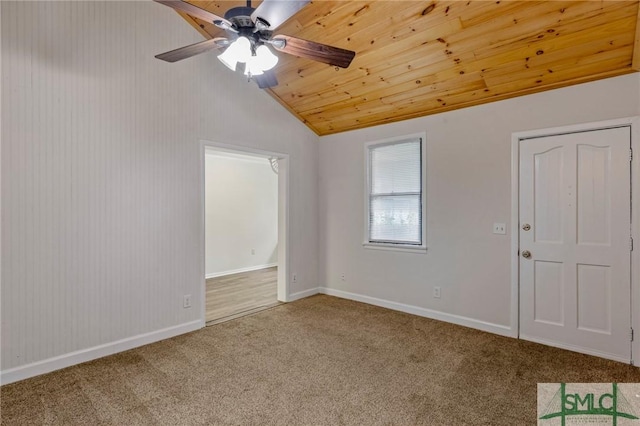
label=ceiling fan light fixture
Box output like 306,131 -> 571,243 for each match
233,36 -> 252,63
244,55 -> 265,77
217,36 -> 252,71
255,45 -> 279,71
217,51 -> 238,71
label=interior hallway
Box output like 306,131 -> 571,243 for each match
206,267 -> 279,325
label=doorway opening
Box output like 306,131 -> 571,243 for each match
201,142 -> 289,325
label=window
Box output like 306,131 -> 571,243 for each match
365,136 -> 425,251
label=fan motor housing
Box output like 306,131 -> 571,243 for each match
224,7 -> 255,28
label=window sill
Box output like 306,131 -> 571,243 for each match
362,242 -> 427,254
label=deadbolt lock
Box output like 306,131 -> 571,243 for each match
522,223 -> 531,231
522,250 -> 532,259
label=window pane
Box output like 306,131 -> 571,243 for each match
370,194 -> 421,244
371,141 -> 421,194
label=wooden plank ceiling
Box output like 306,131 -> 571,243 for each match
178,1 -> 640,135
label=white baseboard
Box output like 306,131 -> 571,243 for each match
0,320 -> 202,386
286,287 -> 320,302
206,263 -> 277,279
319,287 -> 513,338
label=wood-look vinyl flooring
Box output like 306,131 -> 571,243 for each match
206,267 -> 279,325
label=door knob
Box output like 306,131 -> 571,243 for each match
522,223 -> 531,231
522,250 -> 532,259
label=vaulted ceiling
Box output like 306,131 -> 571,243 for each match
171,1 -> 640,135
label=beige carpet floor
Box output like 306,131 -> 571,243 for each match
2,295 -> 640,425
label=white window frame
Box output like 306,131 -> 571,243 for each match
363,133 -> 427,253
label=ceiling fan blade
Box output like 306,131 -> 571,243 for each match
254,70 -> 279,89
155,38 -> 228,63
251,0 -> 310,30
154,0 -> 232,28
272,35 -> 355,69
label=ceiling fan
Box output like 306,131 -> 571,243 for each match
154,0 -> 356,89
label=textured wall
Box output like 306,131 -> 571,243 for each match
1,1 -> 318,373
318,73 -> 640,330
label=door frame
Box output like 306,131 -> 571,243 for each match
199,140 -> 291,328
510,116 -> 640,362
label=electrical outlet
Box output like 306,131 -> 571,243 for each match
493,223 -> 506,235
183,294 -> 192,309
292,273 -> 297,283
251,248 -> 255,255
433,286 -> 441,299
340,273 -> 345,281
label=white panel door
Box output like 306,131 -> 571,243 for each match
519,126 -> 631,362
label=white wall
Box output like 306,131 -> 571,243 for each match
318,73 -> 640,333
205,152 -> 278,277
1,0 -> 318,381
